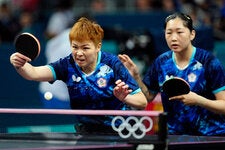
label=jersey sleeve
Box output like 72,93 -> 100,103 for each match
143,59 -> 160,94
206,56 -> 225,94
48,56 -> 70,82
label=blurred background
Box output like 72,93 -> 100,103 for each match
0,0 -> 225,110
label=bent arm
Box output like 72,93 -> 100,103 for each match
118,54 -> 157,102
113,79 -> 147,109
196,91 -> 225,114
170,90 -> 225,115
123,91 -> 148,110
133,74 -> 157,102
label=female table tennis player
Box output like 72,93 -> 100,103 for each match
119,12 -> 225,136
10,17 -> 147,134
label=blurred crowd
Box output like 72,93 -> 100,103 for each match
1,0 -> 225,44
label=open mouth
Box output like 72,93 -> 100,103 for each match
171,44 -> 179,49
76,58 -> 85,64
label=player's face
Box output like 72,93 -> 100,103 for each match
71,40 -> 101,74
165,18 -> 195,53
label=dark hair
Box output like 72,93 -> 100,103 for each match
164,12 -> 194,31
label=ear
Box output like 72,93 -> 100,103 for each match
190,30 -> 196,41
96,43 -> 102,52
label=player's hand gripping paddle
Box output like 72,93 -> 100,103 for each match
14,32 -> 40,61
162,77 -> 190,98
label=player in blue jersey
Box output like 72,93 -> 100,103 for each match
10,17 -> 147,134
119,12 -> 225,136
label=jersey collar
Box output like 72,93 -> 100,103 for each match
172,46 -> 196,70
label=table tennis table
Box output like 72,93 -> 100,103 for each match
0,132 -> 225,150
0,132 -> 165,150
0,110 -> 167,150
0,109 -> 225,150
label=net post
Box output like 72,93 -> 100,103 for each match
158,112 -> 168,149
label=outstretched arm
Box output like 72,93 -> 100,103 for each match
118,54 -> 156,102
10,52 -> 53,82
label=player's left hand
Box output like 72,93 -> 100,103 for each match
118,54 -> 139,78
113,79 -> 132,102
169,91 -> 202,106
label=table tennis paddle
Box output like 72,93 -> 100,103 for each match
162,77 -> 190,98
14,32 -> 40,61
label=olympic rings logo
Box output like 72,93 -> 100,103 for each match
111,116 -> 153,139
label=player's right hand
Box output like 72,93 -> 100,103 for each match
10,52 -> 31,69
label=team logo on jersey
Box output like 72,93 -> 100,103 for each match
97,65 -> 113,77
72,75 -> 81,82
97,77 -> 107,88
165,75 -> 174,80
193,61 -> 202,70
188,73 -> 196,82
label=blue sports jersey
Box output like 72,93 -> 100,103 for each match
48,51 -> 141,126
143,47 -> 225,135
